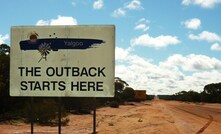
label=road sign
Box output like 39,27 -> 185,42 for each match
10,26 -> 115,97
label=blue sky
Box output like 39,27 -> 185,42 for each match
1,0 -> 221,94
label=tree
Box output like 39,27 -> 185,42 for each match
202,83 -> 221,103
24,98 -> 69,125
171,90 -> 201,102
184,90 -> 200,102
0,44 -> 10,96
0,44 -> 70,124
174,91 -> 187,101
0,44 -> 15,115
204,83 -> 221,95
115,77 -> 129,93
0,44 -> 10,55
0,45 -> 10,96
113,77 -> 129,102
121,87 -> 135,101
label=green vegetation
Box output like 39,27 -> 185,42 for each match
146,95 -> 155,100
23,98 -> 69,125
109,101 -> 119,108
202,83 -> 221,103
1,44 -> 220,125
0,44 -> 138,124
63,97 -> 95,114
158,84 -> 221,103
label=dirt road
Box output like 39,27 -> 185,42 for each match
0,100 -> 220,134
160,100 -> 221,134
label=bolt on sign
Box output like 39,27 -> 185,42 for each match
10,26 -> 115,97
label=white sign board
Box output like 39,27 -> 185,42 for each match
10,26 -> 115,97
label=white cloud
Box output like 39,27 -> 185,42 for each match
0,34 -> 9,44
134,24 -> 149,32
161,54 -> 221,71
36,15 -> 77,26
180,70 -> 221,92
211,43 -> 221,51
93,0 -> 104,10
137,18 -> 149,23
125,0 -> 143,10
184,18 -> 201,30
182,0 -> 221,8
50,16 -> 77,25
131,34 -> 180,49
112,8 -> 126,17
182,0 -> 191,5
116,48 -> 221,94
115,47 -> 163,93
36,20 -> 49,25
134,18 -> 150,32
112,0 -> 143,17
115,47 -> 132,60
189,31 -> 221,42
138,18 -> 145,22
191,70 -> 221,82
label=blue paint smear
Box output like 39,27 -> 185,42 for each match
20,38 -> 105,51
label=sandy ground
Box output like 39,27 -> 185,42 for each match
0,100 -> 221,134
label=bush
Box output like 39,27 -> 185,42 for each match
63,97 -> 94,114
146,95 -> 155,100
109,101 -> 119,108
121,87 -> 135,101
24,98 -> 68,125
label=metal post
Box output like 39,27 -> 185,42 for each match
58,97 -> 62,134
30,97 -> 34,134
93,97 -> 96,134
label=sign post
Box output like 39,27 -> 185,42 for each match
31,97 -> 34,134
58,97 -> 61,134
93,97 -> 96,134
10,26 -> 115,133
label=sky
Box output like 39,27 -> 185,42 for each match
1,0 -> 221,95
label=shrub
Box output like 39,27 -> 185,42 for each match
121,87 -> 135,101
109,101 -> 119,108
24,98 -> 68,125
63,97 -> 94,114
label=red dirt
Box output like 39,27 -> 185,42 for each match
0,100 -> 221,134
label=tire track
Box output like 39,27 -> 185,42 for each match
196,115 -> 213,134
168,104 -> 213,134
172,106 -> 210,120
